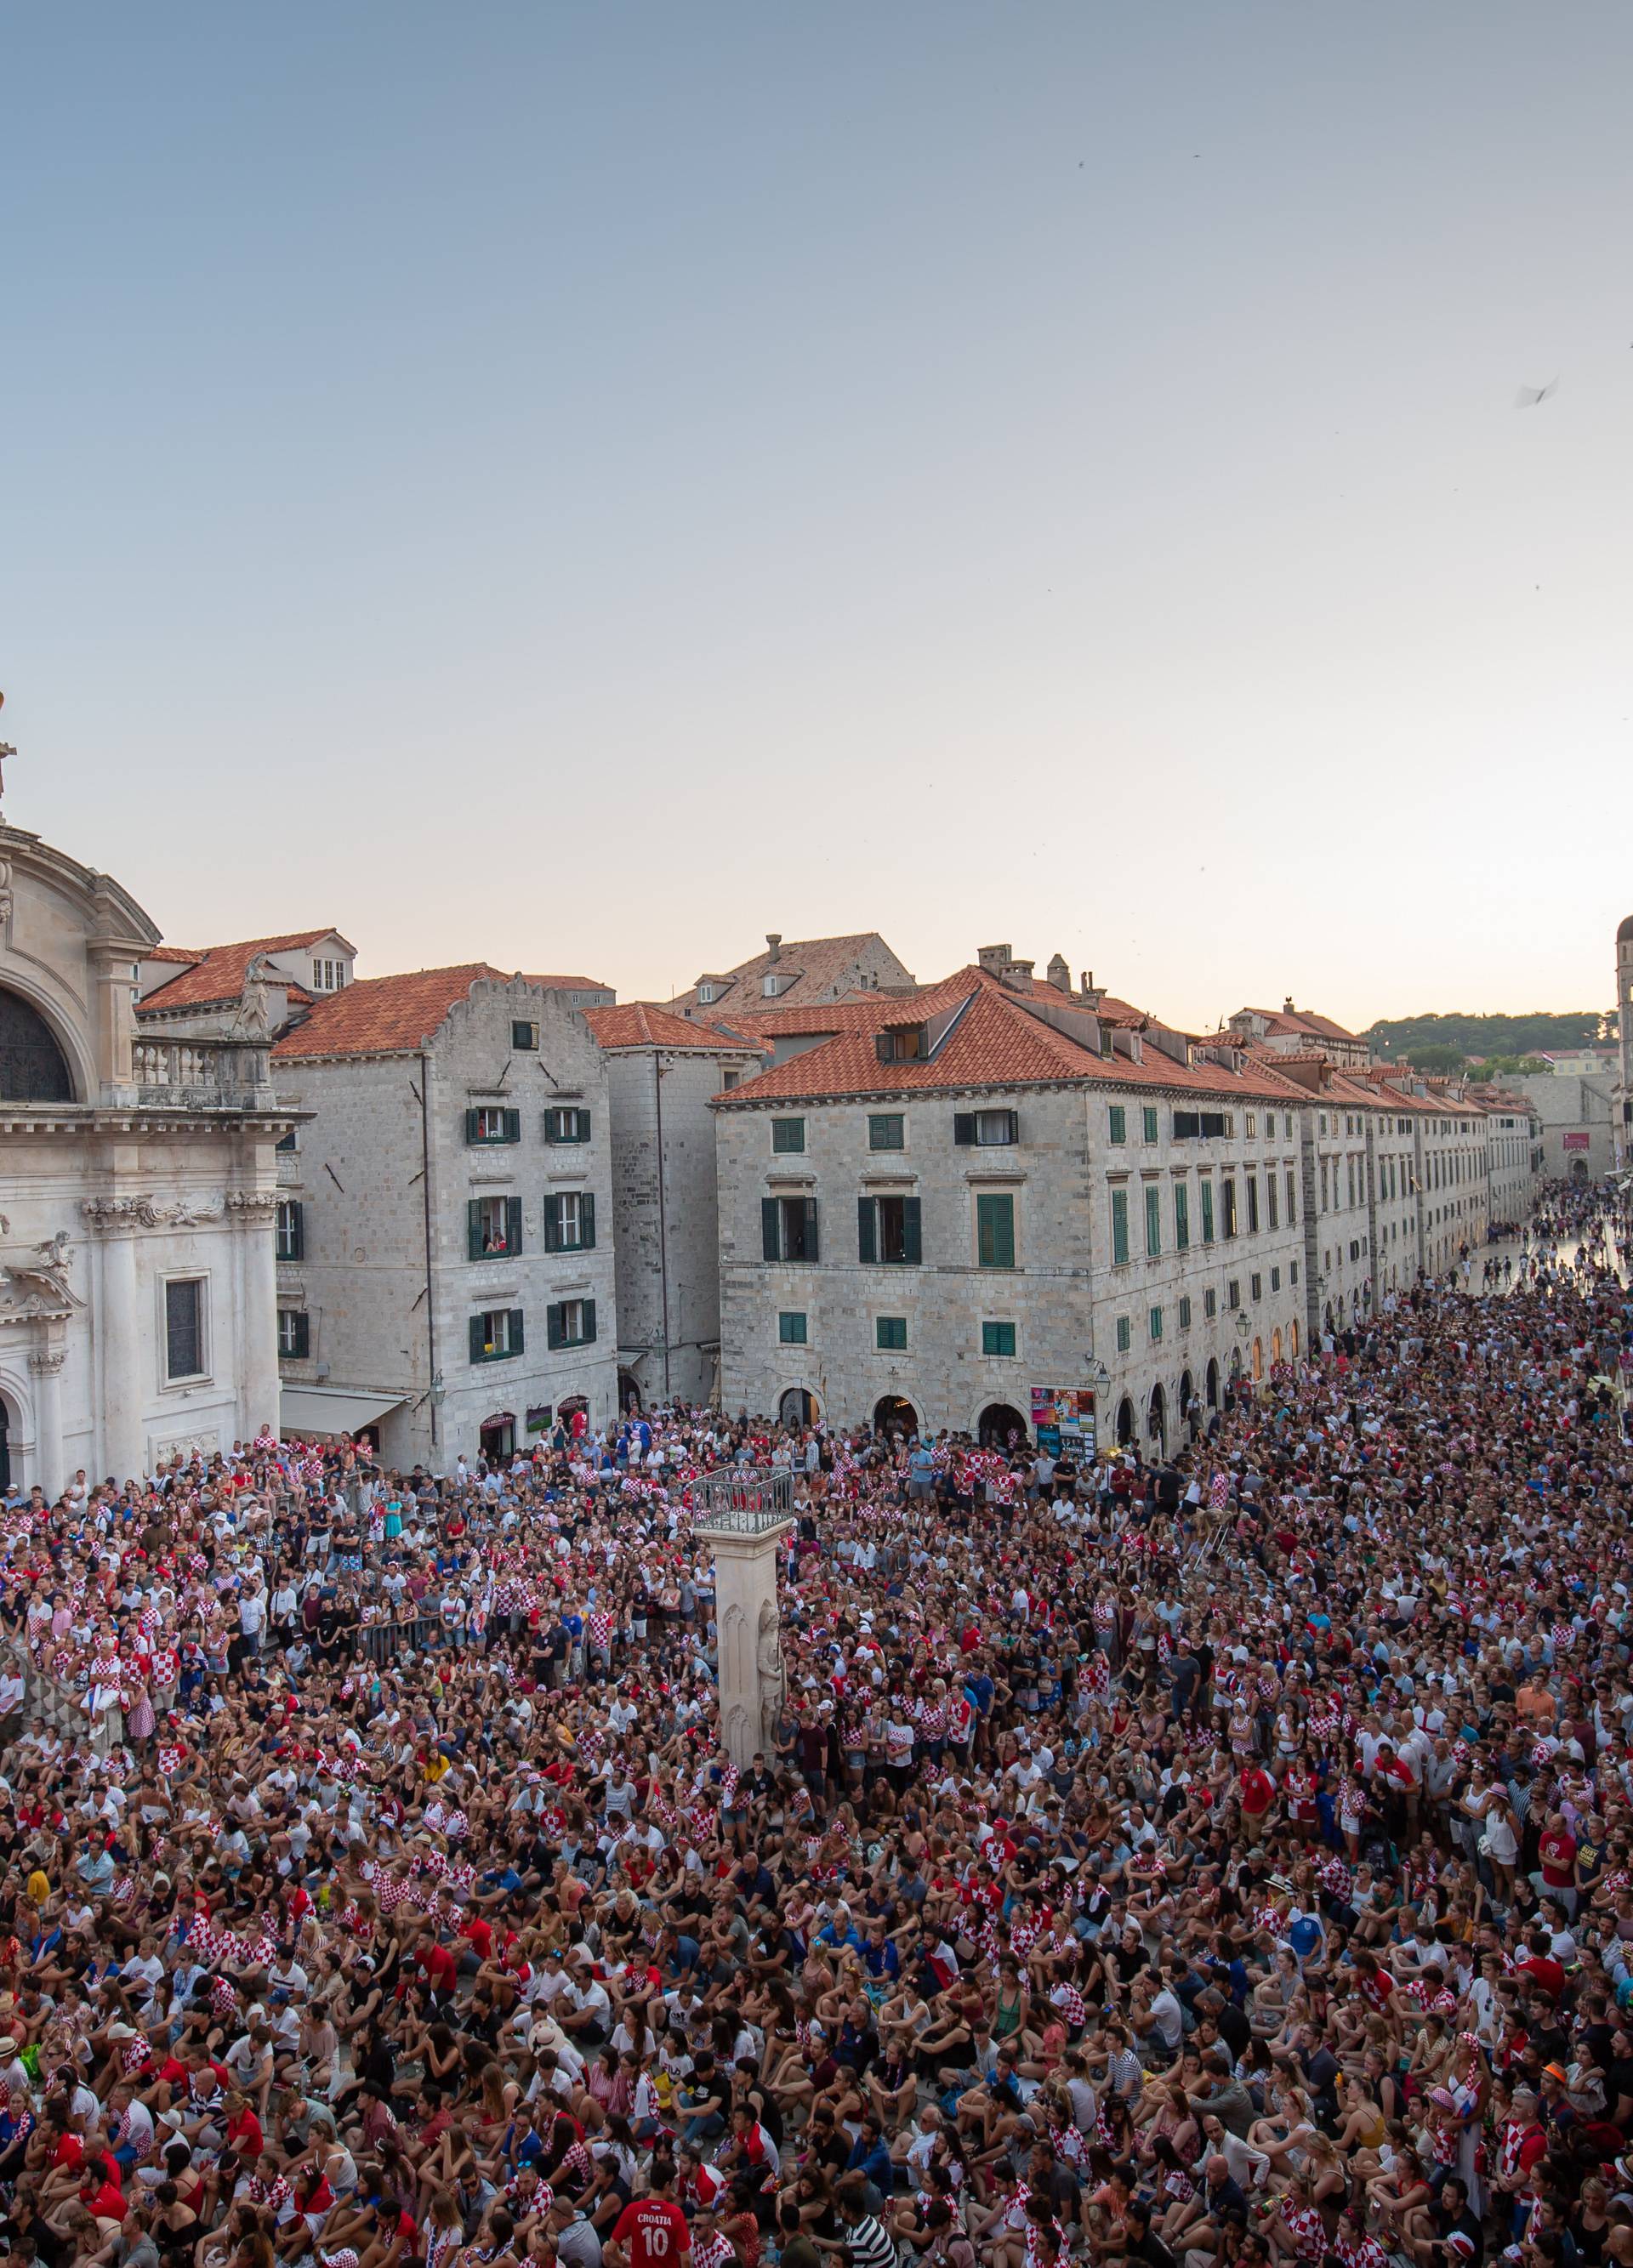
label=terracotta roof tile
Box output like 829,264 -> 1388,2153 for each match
584,1002 -> 755,1051
139,929 -> 346,1012
272,964 -> 507,1060
672,932 -> 912,1015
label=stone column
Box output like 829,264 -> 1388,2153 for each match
703,1521 -> 792,1768
98,1223 -> 143,1484
233,1191 -> 281,1441
28,1345 -> 65,1503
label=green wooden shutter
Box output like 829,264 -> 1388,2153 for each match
291,1202 -> 304,1260
469,1314 -> 486,1363
902,1197 -> 922,1264
857,1198 -> 876,1263
574,1109 -> 591,1142
978,1193 -> 1015,1268
953,1113 -> 976,1145
505,1196 -> 523,1254
1112,1188 -> 1129,1265
543,1194 -> 561,1252
580,1192 -> 595,1250
509,1308 -> 525,1356
582,1299 -> 596,1344
761,1198 -> 780,1260
503,1108 -> 521,1144
801,1197 -> 819,1262
467,1199 -> 483,1260
465,1108 -> 481,1145
292,1311 -> 310,1359
546,1303 -> 564,1350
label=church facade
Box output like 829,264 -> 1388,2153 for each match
0,814 -> 290,1496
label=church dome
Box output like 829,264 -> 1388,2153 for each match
1619,914 -> 1633,944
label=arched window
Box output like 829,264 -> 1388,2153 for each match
0,988 -> 74,1102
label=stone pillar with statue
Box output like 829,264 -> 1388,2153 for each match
691,1467 -> 794,1768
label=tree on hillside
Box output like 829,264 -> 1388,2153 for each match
1404,1043 -> 1467,1074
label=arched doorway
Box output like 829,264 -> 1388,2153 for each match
778,1386 -> 817,1427
480,1410 -> 515,1464
1252,1338 -> 1264,1382
1571,1156 -> 1589,1185
1205,1357 -> 1219,1409
978,1401 -> 1028,1448
617,1367 -> 641,1414
1178,1369 -> 1194,1418
1271,1328 -> 1282,1366
1289,1321 -> 1300,1360
0,987 -> 75,1102
1147,1383 -> 1166,1453
1115,1394 -> 1135,1447
873,1394 -> 917,1437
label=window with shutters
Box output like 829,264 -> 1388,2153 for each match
875,1316 -> 908,1350
1286,1168 -> 1296,1224
1175,1182 -> 1190,1250
1109,1106 -> 1127,1144
1226,1278 -> 1241,1309
1115,1315 -> 1131,1353
1289,1261 -> 1299,1285
543,1107 -> 590,1145
1149,1305 -> 1163,1342
1250,1271 -> 1262,1300
277,1310 -> 310,1360
1111,1187 -> 1130,1265
1141,1106 -> 1158,1144
858,1194 -> 921,1265
275,1200 -> 304,1262
547,1299 -> 595,1349
954,1109 -> 1018,1146
771,1117 -> 805,1153
762,1196 -> 818,1262
512,1020 -> 538,1052
1266,1174 -> 1278,1230
1270,1266 -> 1281,1291
1199,1111 -> 1230,1138
982,1320 -> 1016,1357
1203,1287 -> 1217,1318
1145,1183 -> 1161,1257
469,1194 -> 522,1259
469,1106 -> 521,1145
868,1113 -> 905,1151
1246,1174 -> 1260,1233
1178,1295 -> 1192,1329
778,1311 -> 807,1345
874,1026 -> 925,1061
543,1191 -> 595,1252
470,1308 -> 525,1361
976,1192 -> 1016,1268
1200,1179 -> 1215,1242
1172,1110 -> 1197,1140
1221,1178 -> 1238,1237
164,1278 -> 207,1382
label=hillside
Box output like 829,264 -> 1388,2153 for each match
1363,1010 -> 1613,1066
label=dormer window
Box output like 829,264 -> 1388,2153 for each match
697,982 -> 718,1004
762,973 -> 786,998
875,1026 -> 925,1062
311,958 -> 348,993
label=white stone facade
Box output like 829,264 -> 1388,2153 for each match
272,976 -> 619,1467
1507,1071 -> 1619,1182
0,823 -> 287,1495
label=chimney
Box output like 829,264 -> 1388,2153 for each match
765,933 -> 782,964
977,943 -> 1011,975
1000,958 -> 1035,992
1078,969 -> 1105,1010
1283,996 -> 1296,1015
1045,952 -> 1071,995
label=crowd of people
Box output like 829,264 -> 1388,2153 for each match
0,1179 -> 1630,2268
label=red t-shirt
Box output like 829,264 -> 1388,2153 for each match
1240,1768 -> 1275,1817
1538,1831 -> 1577,1888
612,2196 -> 692,2268
85,2179 -> 128,2221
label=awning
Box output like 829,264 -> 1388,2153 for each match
280,1385 -> 406,1438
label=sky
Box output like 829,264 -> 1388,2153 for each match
2,4 -> 1629,1032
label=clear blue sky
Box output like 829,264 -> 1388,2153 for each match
3,4 -> 1629,1028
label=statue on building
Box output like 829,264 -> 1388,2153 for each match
231,952 -> 273,1041
755,1597 -> 786,1757
3,1230 -> 85,1311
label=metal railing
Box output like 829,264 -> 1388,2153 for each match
692,1467 -> 794,1532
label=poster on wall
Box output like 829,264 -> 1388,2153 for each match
1031,1387 -> 1098,1460
1562,1133 -> 1590,1152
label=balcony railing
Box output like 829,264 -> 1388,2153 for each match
133,1037 -> 274,1107
692,1467 -> 795,1534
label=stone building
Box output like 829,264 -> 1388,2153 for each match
1226,1001 -> 1373,1072
1507,1068 -> 1619,1182
582,1003 -> 763,1409
0,809 -> 289,1495
671,932 -> 915,1022
268,965 -> 619,1465
1465,1089 -> 1544,1226
712,963 -> 1312,1452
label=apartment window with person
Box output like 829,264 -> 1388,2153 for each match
1145,1183 -> 1162,1258
164,1279 -> 207,1380
275,1200 -> 304,1262
469,1194 -> 522,1259
761,1196 -> 819,1262
543,1191 -> 595,1252
857,1194 -> 921,1265
1111,1187 -> 1130,1265
981,1321 -> 1016,1357
469,1307 -> 525,1362
976,1192 -> 1016,1268
468,1105 -> 521,1145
